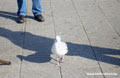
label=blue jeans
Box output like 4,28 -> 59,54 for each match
17,0 -> 42,16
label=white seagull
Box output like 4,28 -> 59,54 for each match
51,35 -> 68,65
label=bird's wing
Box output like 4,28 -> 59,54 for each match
51,43 -> 56,53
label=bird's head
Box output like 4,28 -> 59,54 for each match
55,35 -> 61,42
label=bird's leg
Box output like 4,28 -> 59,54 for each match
57,56 -> 60,66
60,56 -> 64,63
62,56 -> 64,62
57,61 -> 60,66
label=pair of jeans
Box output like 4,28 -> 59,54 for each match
17,0 -> 42,16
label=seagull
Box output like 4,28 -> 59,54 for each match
51,35 -> 68,65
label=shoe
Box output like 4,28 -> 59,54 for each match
17,15 -> 25,23
34,14 -> 45,22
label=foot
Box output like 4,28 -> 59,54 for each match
57,61 -> 60,66
60,56 -> 64,63
17,15 -> 25,23
34,14 -> 45,22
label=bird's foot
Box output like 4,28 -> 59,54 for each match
57,61 -> 60,66
60,57 -> 64,63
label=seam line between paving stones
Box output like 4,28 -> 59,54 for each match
19,23 -> 27,78
19,1 -> 28,77
60,66 -> 63,78
49,0 -> 57,37
49,0 -> 62,78
94,0 -> 120,38
71,0 -> 106,78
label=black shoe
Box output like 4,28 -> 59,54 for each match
17,15 -> 25,23
34,14 -> 45,22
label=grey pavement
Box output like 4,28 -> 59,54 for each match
0,0 -> 120,78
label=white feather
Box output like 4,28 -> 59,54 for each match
51,35 -> 68,56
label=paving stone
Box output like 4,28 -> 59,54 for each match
0,0 -> 120,78
72,0 -> 120,78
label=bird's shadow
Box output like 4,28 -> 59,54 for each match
0,27 -> 120,66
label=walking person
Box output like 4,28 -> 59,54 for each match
17,0 -> 45,23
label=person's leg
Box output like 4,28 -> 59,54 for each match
32,0 -> 45,22
17,0 -> 26,23
17,0 -> 26,16
32,0 -> 42,16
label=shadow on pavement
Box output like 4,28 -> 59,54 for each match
0,27 -> 120,66
0,11 -> 34,23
